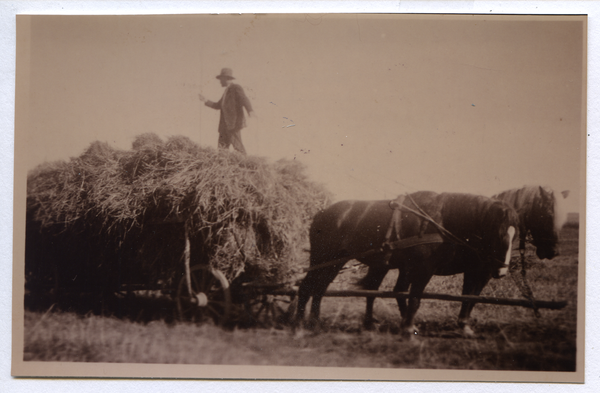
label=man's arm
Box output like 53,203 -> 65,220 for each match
232,85 -> 254,115
198,94 -> 221,110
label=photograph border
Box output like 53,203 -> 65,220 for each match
5,3 -> 591,388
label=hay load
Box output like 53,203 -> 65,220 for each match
26,134 -> 332,293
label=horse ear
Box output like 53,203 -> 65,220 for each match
561,190 -> 570,199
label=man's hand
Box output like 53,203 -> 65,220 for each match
246,111 -> 258,128
198,94 -> 206,102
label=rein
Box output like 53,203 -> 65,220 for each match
390,193 -> 482,256
401,193 -> 475,251
509,194 -> 556,317
396,193 -> 513,269
510,240 -> 542,317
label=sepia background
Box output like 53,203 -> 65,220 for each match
20,14 -> 583,212
2,1 -> 595,393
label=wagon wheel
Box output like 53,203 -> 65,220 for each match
177,265 -> 231,325
244,292 -> 297,328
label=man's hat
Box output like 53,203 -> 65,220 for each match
216,68 -> 235,80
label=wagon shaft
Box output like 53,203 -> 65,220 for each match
271,288 -> 567,310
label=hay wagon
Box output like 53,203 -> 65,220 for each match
24,135 -> 332,323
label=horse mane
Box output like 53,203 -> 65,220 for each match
493,185 -> 560,231
493,185 -> 549,210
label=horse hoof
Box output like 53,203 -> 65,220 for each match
311,323 -> 325,334
293,328 -> 306,340
462,325 -> 475,337
363,320 -> 379,331
401,325 -> 419,339
403,331 -> 420,342
298,318 -> 323,333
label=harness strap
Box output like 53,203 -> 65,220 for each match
382,195 -> 405,265
404,193 -> 469,249
386,233 -> 444,251
384,204 -> 402,244
303,233 -> 445,273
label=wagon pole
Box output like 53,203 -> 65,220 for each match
269,288 -> 567,311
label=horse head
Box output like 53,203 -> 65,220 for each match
529,186 -> 562,260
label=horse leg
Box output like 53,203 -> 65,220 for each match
294,274 -> 312,328
307,262 -> 347,330
295,261 -> 346,331
360,267 -> 389,329
458,270 -> 492,337
400,275 -> 431,338
393,270 -> 410,318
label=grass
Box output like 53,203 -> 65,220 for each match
22,225 -> 579,371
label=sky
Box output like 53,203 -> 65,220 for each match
17,14 -> 585,212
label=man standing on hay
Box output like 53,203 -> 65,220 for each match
198,68 -> 256,155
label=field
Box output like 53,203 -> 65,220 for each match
22,225 -> 579,371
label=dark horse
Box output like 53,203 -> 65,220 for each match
360,185 -> 566,335
295,191 -> 518,336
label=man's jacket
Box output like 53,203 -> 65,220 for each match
205,83 -> 254,133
